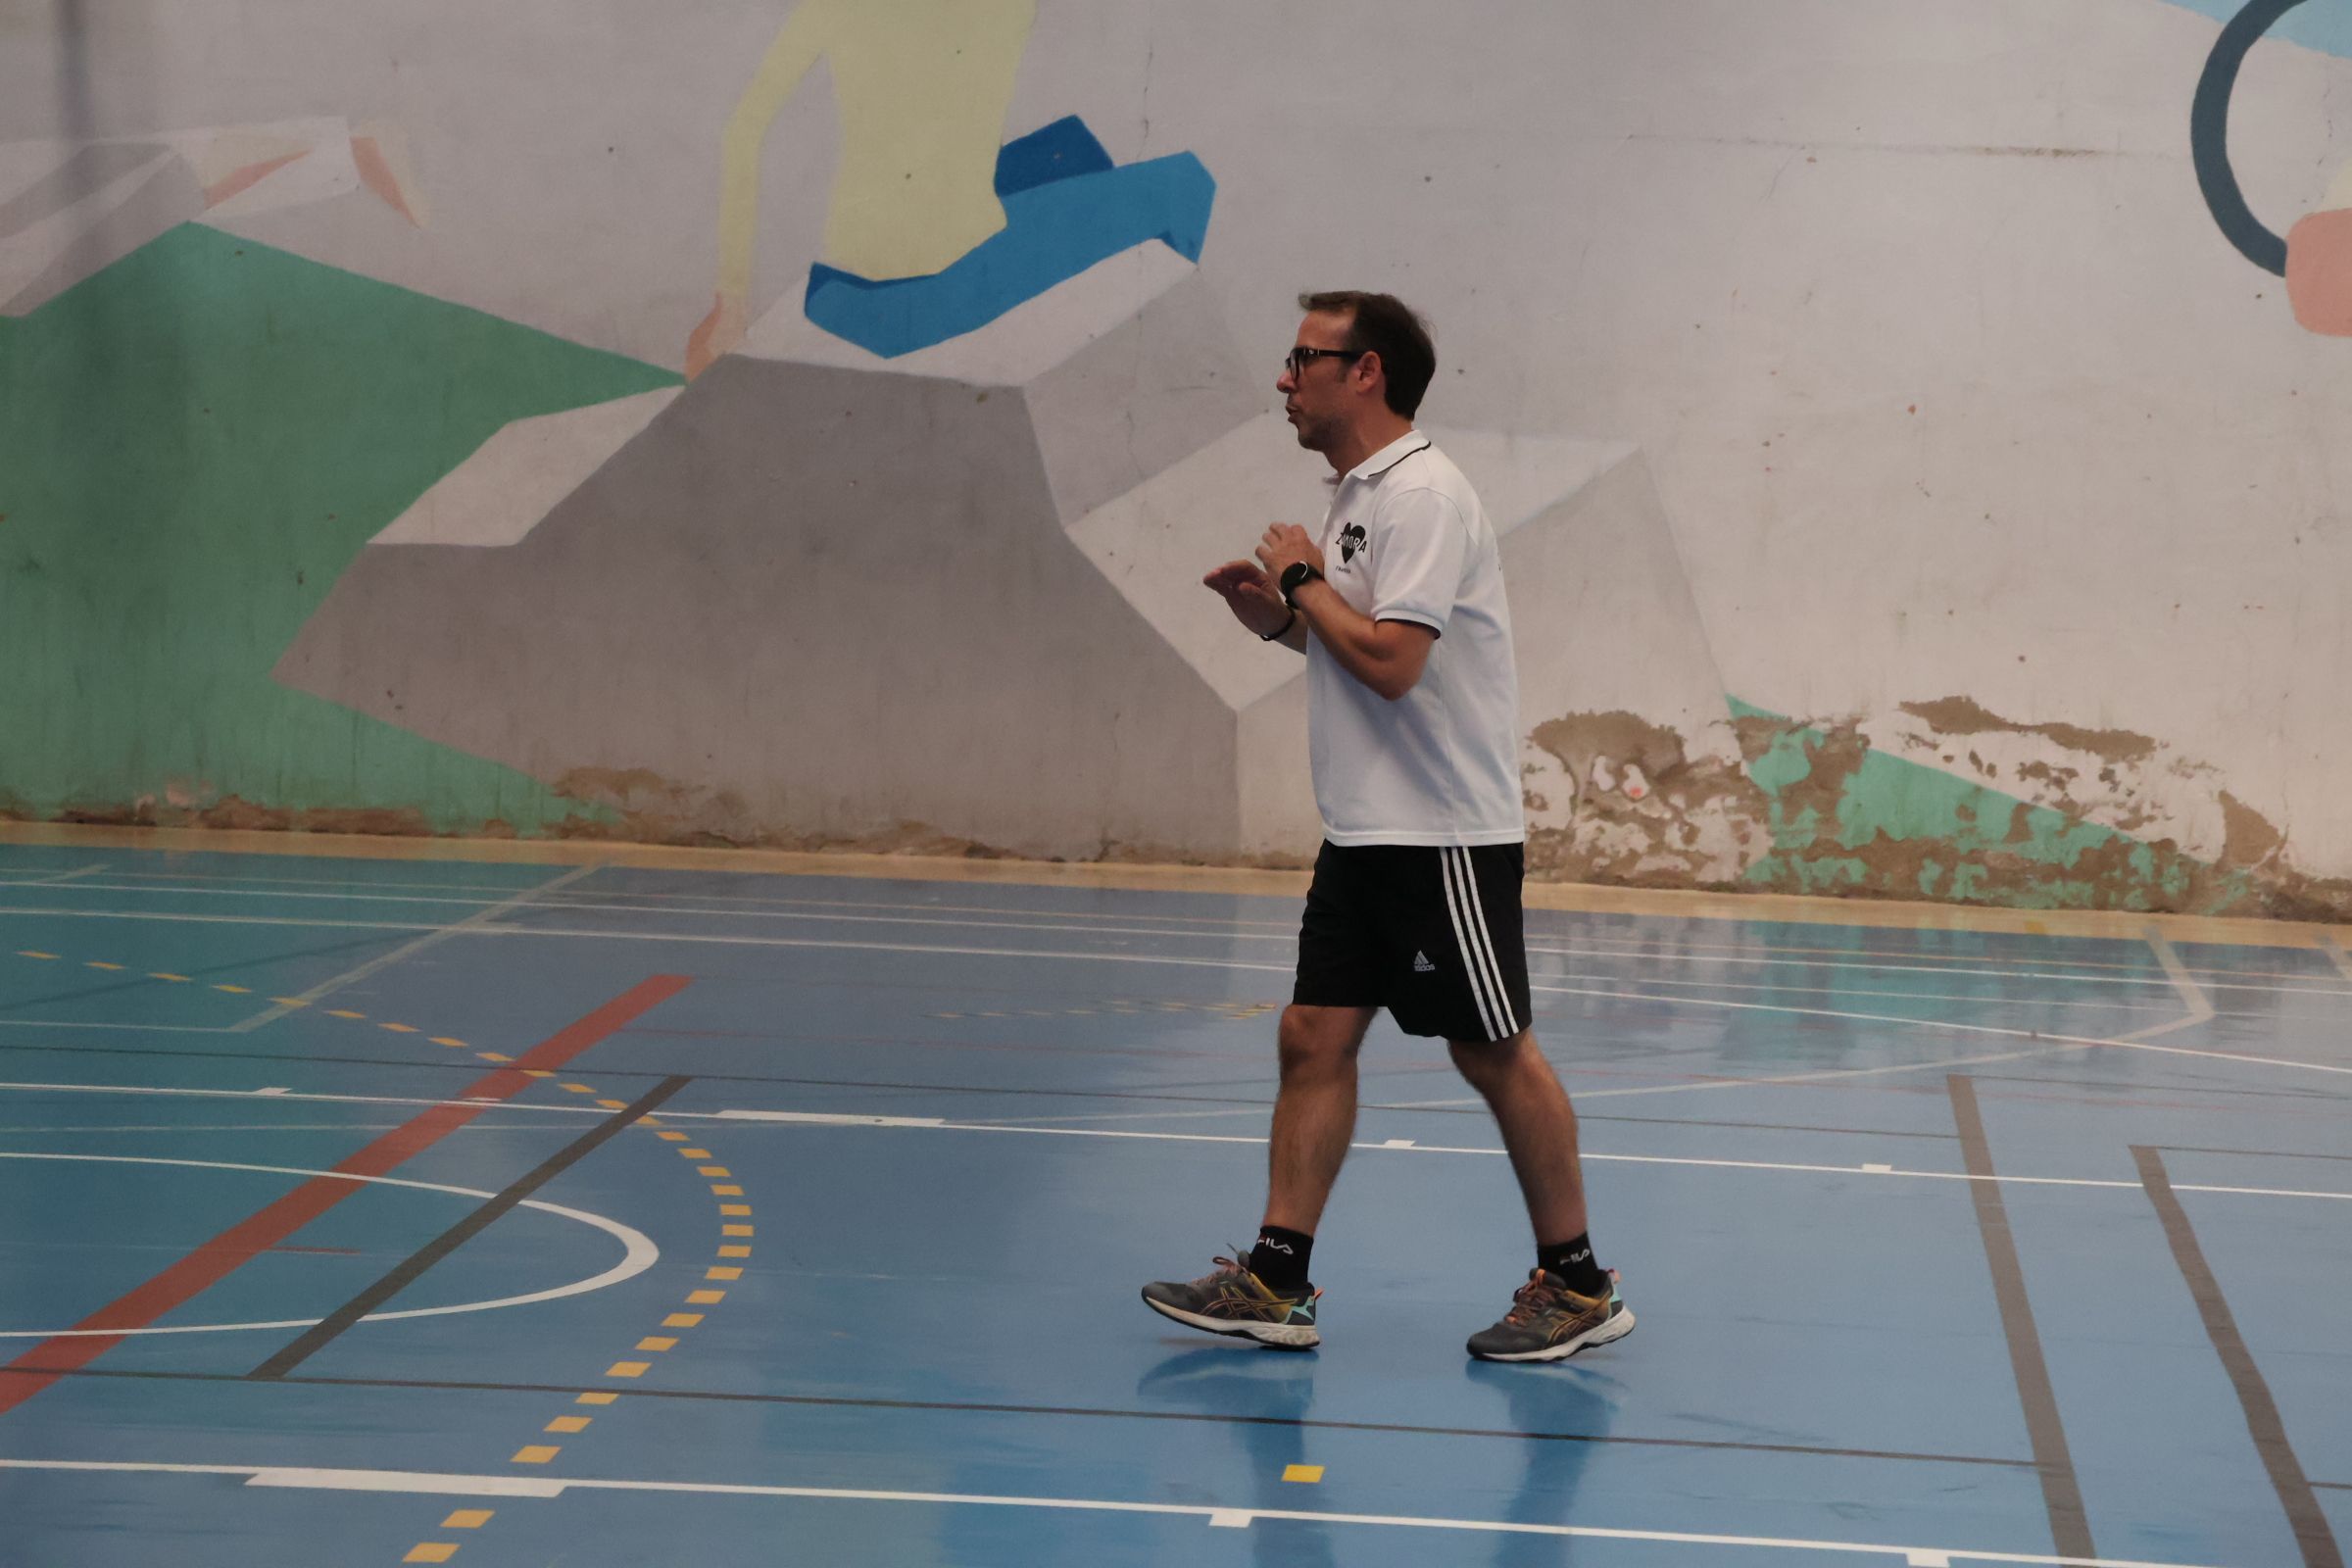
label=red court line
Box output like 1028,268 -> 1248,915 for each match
0,974 -> 690,1418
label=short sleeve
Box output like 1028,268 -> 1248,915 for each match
1366,486 -> 1468,635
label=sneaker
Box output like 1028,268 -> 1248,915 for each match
1465,1268 -> 1635,1362
1141,1252 -> 1320,1349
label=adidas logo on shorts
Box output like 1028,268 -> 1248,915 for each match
1412,951 -> 1436,973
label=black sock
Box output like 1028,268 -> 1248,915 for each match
1538,1233 -> 1607,1297
1249,1226 -> 1314,1292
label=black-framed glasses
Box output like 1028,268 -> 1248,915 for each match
1284,345 -> 1364,377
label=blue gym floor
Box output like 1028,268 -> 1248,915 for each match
0,836 -> 2345,1567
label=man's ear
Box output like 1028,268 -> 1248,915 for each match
1352,349 -> 1385,397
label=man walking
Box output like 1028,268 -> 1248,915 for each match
1141,292 -> 1634,1362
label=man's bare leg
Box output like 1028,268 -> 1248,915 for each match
1448,1028 -> 1589,1245
1262,1003 -> 1378,1234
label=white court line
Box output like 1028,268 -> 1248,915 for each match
1,1081 -> 2344,1202
1384,1040 -> 2094,1109
1532,941 -> 2352,1002
5,905 -> 2347,1083
228,863 -> 602,1032
0,1152 -> 655,1336
2123,927 -> 2217,1044
0,1458 -> 2230,1567
2328,934 -> 2352,985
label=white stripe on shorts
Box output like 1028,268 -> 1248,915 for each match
1442,847 -> 1511,1040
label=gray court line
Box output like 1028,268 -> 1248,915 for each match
2132,1146 -> 2344,1568
2122,928 -> 2216,1043
225,863 -> 601,1032
1946,1074 -> 2097,1564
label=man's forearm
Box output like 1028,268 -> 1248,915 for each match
1293,581 -> 1423,698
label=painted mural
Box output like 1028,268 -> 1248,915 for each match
5,0 -> 2351,918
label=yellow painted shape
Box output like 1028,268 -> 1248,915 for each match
272,997 -> 311,1006
714,0 -> 1038,297
403,1546 -> 459,1565
381,1022 -> 419,1034
663,1313 -> 706,1328
430,1037 -> 466,1047
544,1416 -> 592,1434
576,1392 -> 618,1406
150,972 -> 190,982
606,1361 -> 650,1379
706,1266 -> 744,1281
86,961 -> 124,970
722,1224 -> 755,1238
325,1007 -> 364,1017
679,1149 -> 713,1160
718,1246 -> 752,1258
657,1131 -> 691,1142
511,1446 -> 561,1464
215,984 -> 253,994
1282,1464 -> 1324,1484
478,1053 -> 513,1063
442,1510 -> 494,1530
687,1290 -> 726,1304
18,951 -> 58,959
710,1184 -> 744,1197
597,1100 -> 627,1109
697,1166 -> 731,1178
719,1204 -> 752,1216
636,1336 -> 678,1352
562,1083 -> 596,1095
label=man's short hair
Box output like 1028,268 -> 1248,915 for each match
1298,290 -> 1437,417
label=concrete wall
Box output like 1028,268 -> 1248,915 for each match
6,0 -> 2351,915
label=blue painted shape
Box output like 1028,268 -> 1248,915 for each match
2161,0 -> 2352,60
805,146 -> 1216,359
993,115 -> 1114,197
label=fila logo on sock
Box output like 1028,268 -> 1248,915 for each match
1255,1236 -> 1294,1254
1412,951 -> 1436,972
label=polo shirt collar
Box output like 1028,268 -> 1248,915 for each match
1341,429 -> 1431,484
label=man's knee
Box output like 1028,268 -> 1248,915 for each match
1278,1004 -> 1363,1078
1448,1028 -> 1533,1092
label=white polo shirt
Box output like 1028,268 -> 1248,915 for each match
1304,431 -> 1524,847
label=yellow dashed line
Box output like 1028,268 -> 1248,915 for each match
1283,1464 -> 1324,1484
719,1204 -> 751,1217
710,1184 -> 743,1197
273,997 -> 312,1006
86,961 -> 124,971
544,1416 -> 592,1435
606,1361 -> 650,1379
561,1083 -> 596,1095
635,1337 -> 677,1353
678,1149 -> 713,1160
429,1036 -> 466,1048
688,1290 -> 726,1305
576,1391 -> 617,1406
326,1008 -> 365,1018
511,1446 -> 560,1465
596,1099 -> 627,1110
722,1224 -> 754,1238
149,972 -> 190,982
478,1053 -> 513,1063
213,984 -> 252,994
17,951 -> 58,960
403,1546 -> 458,1565
380,1022 -> 419,1034
706,1266 -> 743,1281
697,1166 -> 730,1178
656,1131 -> 690,1143
718,1246 -> 752,1259
520,1067 -> 551,1076
441,1511 -> 494,1530
662,1313 -> 705,1329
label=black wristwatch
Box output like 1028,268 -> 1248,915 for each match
1279,561 -> 1323,608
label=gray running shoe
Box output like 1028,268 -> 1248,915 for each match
1465,1268 -> 1634,1362
1142,1251 -> 1320,1348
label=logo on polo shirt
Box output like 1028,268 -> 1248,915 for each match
1338,522 -> 1367,564
1412,951 -> 1436,973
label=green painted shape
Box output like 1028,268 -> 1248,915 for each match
1724,695 -> 2207,909
0,224 -> 679,832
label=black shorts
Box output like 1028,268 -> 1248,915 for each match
1292,841 -> 1532,1043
